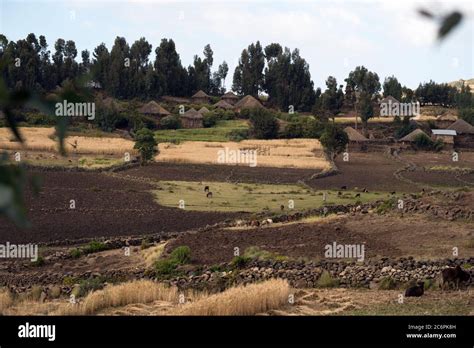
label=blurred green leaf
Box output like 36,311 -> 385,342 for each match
438,11 -> 463,40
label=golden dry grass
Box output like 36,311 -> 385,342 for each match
0,288 -> 13,314
142,242 -> 167,268
55,280 -> 178,315
0,127 -> 135,156
171,279 -> 290,316
158,139 -> 329,169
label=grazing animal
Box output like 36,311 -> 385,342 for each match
362,188 -> 368,193
341,185 -> 347,190
355,193 -> 361,198
390,191 -> 396,195
204,186 -> 209,192
206,192 -> 213,198
405,281 -> 424,297
337,191 -> 342,196
441,265 -> 470,290
280,205 -> 285,211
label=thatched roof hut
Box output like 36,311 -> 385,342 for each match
344,127 -> 368,142
213,100 -> 234,110
234,95 -> 263,111
138,101 -> 171,116
191,90 -> 210,103
181,108 -> 203,128
447,119 -> 474,134
198,106 -> 210,115
399,129 -> 428,142
221,91 -> 239,105
102,97 -> 123,112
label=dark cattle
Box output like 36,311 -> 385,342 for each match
355,193 -> 361,198
390,191 -> 396,195
341,186 -> 347,190
405,281 -> 424,297
280,205 -> 285,211
441,265 -> 471,290
204,186 -> 209,192
337,191 -> 342,196
206,192 -> 213,198
362,188 -> 368,193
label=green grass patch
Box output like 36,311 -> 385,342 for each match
154,180 -> 390,213
316,271 -> 339,288
154,120 -> 249,142
154,246 -> 191,278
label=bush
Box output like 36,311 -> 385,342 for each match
459,108 -> 474,126
160,115 -> 181,129
230,255 -> 251,269
83,241 -> 107,254
283,121 -> 304,138
170,246 -> 191,264
303,118 -> 326,138
378,277 -> 398,290
227,129 -> 249,142
320,123 -> 348,157
413,133 -> 443,151
249,108 -> 279,139
202,113 -> 217,128
154,246 -> 191,278
316,271 -> 339,288
222,110 -> 236,120
76,277 -> 107,297
134,128 -> 158,164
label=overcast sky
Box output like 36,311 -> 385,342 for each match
1,0 -> 472,90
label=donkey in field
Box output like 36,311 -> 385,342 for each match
441,265 -> 470,290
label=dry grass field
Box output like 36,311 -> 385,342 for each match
0,279 -> 291,316
158,139 -> 330,170
0,127 -> 135,156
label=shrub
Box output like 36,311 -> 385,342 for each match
378,277 -> 398,290
320,123 -> 348,157
70,248 -> 82,258
303,118 -> 326,138
170,246 -> 191,264
230,255 -> 251,269
222,110 -> 236,120
77,277 -> 107,297
160,115 -> 181,129
134,128 -> 158,164
154,246 -> 191,278
413,133 -> 443,151
249,108 -> 279,139
316,271 -> 339,288
83,241 -> 107,254
227,129 -> 249,142
202,113 -> 217,128
283,121 -> 304,138
459,108 -> 474,126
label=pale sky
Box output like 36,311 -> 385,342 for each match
1,0 -> 473,90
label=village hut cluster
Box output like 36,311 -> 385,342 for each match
110,90 -> 265,129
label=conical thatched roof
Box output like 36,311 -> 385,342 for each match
447,119 -> 474,134
192,90 -> 210,99
222,91 -> 239,100
182,108 -> 203,119
380,96 -> 400,104
234,95 -> 263,109
399,129 -> 428,142
213,100 -> 234,110
102,97 -> 123,112
138,101 -> 171,116
344,126 -> 368,142
198,107 -> 210,115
